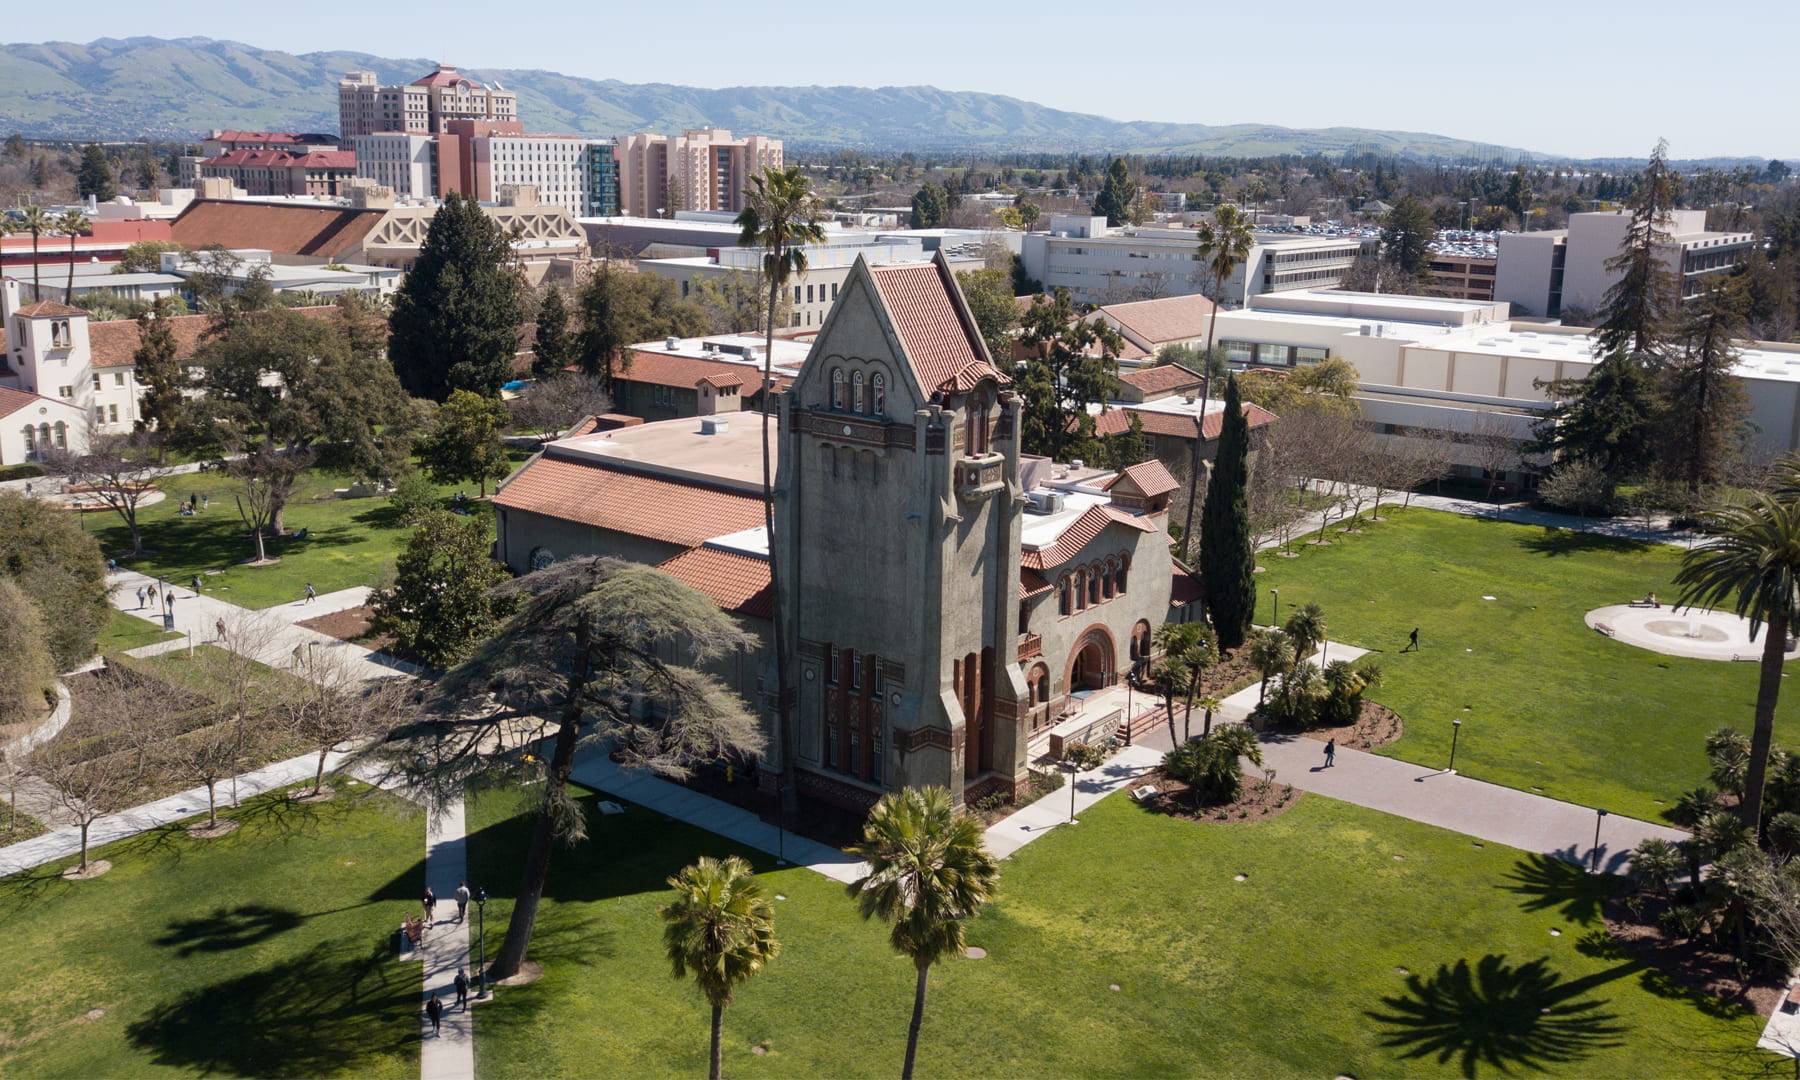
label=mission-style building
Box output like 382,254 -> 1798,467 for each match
495,251 -> 1219,811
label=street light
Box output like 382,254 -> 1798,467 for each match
1447,718 -> 1463,774
474,885 -> 489,998
1591,809 -> 1609,875
1061,759 -> 1080,824
1270,588 -> 1280,628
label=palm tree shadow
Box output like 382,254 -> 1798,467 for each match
1366,954 -> 1629,1078
1500,853 -> 1613,924
1516,529 -> 1647,559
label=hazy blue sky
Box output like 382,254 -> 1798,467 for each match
8,1 -> 1795,159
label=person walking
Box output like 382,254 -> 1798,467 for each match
454,968 -> 470,1009
455,881 -> 471,924
426,992 -> 443,1037
136,586 -> 146,609
304,582 -> 316,604
1324,738 -> 1336,768
146,583 -> 158,607
201,493 -> 210,511
422,885 -> 436,922
191,575 -> 203,594
1404,627 -> 1420,653
215,616 -> 227,643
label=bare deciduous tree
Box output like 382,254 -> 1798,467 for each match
1465,412 -> 1525,500
39,421 -> 162,555
282,647 -> 414,798
160,713 -> 245,832
25,667 -> 154,874
509,373 -> 613,443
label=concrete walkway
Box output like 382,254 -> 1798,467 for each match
108,569 -> 419,681
568,749 -> 866,884
985,745 -> 1162,859
420,798 -> 475,1080
1136,636 -> 1686,873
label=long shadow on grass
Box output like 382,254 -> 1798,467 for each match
126,938 -> 414,1076
1499,853 -> 1621,924
1366,954 -> 1630,1078
458,791 -> 685,906
1515,529 -> 1649,559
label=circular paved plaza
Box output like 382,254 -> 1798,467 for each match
1585,604 -> 1800,662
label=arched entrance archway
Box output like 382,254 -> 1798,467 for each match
1063,624 -> 1117,695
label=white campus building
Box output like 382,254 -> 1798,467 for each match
1019,215 -> 1369,307
1495,210 -> 1755,319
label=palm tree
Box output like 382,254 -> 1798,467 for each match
848,786 -> 998,1080
1155,621 -> 1214,740
1194,203 -> 1255,392
19,205 -> 53,299
1628,837 -> 1682,899
736,166 -> 827,815
1674,494 -> 1800,829
1146,654 -> 1193,747
1283,603 -> 1327,668
1164,725 -> 1263,807
1247,629 -> 1290,705
57,209 -> 91,300
661,855 -> 781,1080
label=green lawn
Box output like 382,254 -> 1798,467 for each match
466,785 -> 1763,1079
0,779 -> 424,1078
96,607 -> 180,655
1256,507 -> 1797,821
89,463 -> 508,610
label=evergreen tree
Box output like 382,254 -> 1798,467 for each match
532,287 -> 575,378
1659,280 -> 1749,492
419,390 -> 512,497
909,183 -> 947,229
388,192 -> 525,401
132,296 -> 185,442
1198,375 -> 1255,649
954,268 -> 1018,361
1091,158 -> 1140,226
370,509 -> 514,668
1531,351 -> 1659,495
76,144 -> 115,201
1379,195 -> 1435,279
1016,290 -> 1122,460
1595,139 -> 1681,365
1105,412 -> 1151,470
575,262 -> 708,389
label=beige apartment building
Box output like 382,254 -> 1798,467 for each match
616,129 -> 783,217
338,65 -> 519,138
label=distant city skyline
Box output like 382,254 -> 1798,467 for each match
6,0 -> 1795,159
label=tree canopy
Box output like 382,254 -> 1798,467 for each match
1016,289 -> 1122,461
0,491 -> 109,670
387,192 -> 526,401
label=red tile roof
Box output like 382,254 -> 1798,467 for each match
170,200 -> 387,261
79,307 -> 339,369
868,262 -> 1007,395
657,546 -> 773,619
204,149 -> 356,169
620,349 -> 784,392
0,386 -> 60,420
1019,567 -> 1053,600
14,300 -> 87,318
1170,565 -> 1206,608
212,131 -> 303,143
1092,402 -> 1277,442
1120,363 -> 1206,396
413,67 -> 479,87
1109,460 -> 1180,499
1020,503 -> 1156,570
1095,294 -> 1216,346
493,455 -> 767,549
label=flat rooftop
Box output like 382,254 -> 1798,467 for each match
546,414 -> 777,493
632,333 -> 811,377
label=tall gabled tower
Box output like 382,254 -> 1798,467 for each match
772,251 -> 1030,809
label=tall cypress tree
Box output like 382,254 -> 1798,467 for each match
532,286 -> 574,378
387,192 -> 525,401
1199,375 -> 1255,649
1595,140 -> 1681,365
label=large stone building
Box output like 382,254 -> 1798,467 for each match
494,252 -> 1199,811
338,65 -> 519,138
616,129 -> 783,218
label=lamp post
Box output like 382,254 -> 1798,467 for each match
1447,718 -> 1462,774
1591,809 -> 1608,874
1270,588 -> 1280,628
474,885 -> 489,998
1062,759 -> 1080,824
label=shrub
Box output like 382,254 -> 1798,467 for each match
1162,726 -> 1263,807
386,470 -> 440,523
1769,813 -> 1800,858
0,463 -> 43,482
1062,741 -> 1109,770
1536,460 -> 1612,516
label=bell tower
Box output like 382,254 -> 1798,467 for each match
772,252 -> 1030,809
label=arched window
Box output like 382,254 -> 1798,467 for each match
830,368 -> 845,409
21,425 -> 35,453
1102,558 -> 1117,600
1058,576 -> 1072,616
1087,565 -> 1101,606
852,370 -> 865,413
871,372 -> 886,415
52,421 -> 66,449
965,391 -> 989,455
1115,557 -> 1129,595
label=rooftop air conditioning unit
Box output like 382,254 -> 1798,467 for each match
665,335 -> 680,349
1027,490 -> 1066,515
701,418 -> 730,435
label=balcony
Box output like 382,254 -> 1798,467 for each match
1017,633 -> 1042,662
956,455 -> 1005,501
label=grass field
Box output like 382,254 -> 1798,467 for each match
96,607 -> 180,655
0,780 -> 424,1078
88,461 -> 515,610
466,785 -> 1763,1079
1255,507 -> 1798,822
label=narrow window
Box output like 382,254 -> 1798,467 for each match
830,368 -> 845,409
852,371 -> 865,413
871,372 -> 886,415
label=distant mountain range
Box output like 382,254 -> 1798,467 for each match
0,36 -> 1556,160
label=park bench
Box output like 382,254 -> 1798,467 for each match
1594,623 -> 1615,638
1129,784 -> 1159,804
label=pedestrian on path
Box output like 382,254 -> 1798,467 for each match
426,992 -> 443,1036
455,881 -> 471,924
1324,738 -> 1336,768
304,582 -> 316,604
192,575 -> 203,594
215,617 -> 227,642
454,968 -> 470,1009
108,558 -> 118,572
422,885 -> 436,921
146,583 -> 158,607
1404,627 -> 1420,652
136,586 -> 146,609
